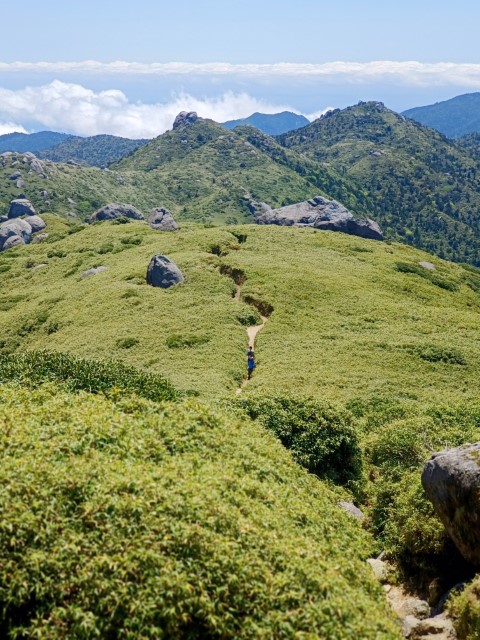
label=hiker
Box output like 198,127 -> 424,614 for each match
247,347 -> 256,380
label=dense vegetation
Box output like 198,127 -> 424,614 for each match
279,101 -> 480,264
0,374 -> 400,638
40,134 -> 150,167
0,130 -> 71,153
403,92 -> 480,138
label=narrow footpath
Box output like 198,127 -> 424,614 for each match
234,284 -> 268,393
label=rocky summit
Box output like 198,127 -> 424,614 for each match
172,111 -> 198,129
249,195 -> 384,240
88,203 -> 145,223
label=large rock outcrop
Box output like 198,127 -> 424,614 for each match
422,443 -> 480,565
89,203 -> 144,223
0,218 -> 33,251
24,215 -> 46,233
148,207 -> 179,231
173,111 -> 198,129
8,198 -> 36,219
249,195 -> 383,241
146,255 -> 184,288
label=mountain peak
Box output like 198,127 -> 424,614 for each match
172,111 -> 198,129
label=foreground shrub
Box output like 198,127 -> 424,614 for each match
449,577 -> 480,640
0,351 -> 178,403
237,394 -> 362,487
0,385 -> 399,639
365,406 -> 480,582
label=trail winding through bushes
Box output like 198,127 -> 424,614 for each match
234,283 -> 268,393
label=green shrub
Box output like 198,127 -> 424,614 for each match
0,264 -> 10,273
237,394 -> 362,487
395,261 -> 459,291
0,351 -> 179,403
449,578 -> 480,640
120,236 -> 142,246
97,243 -> 115,254
418,346 -> 467,365
0,385 -> 399,640
17,310 -> 49,336
236,307 -> 261,326
116,337 -> 139,349
166,334 -> 210,349
111,216 -> 131,224
47,249 -> 68,259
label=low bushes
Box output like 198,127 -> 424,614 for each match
0,351 -> 179,403
236,393 -> 362,487
0,385 -> 399,639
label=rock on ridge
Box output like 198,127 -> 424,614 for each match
249,195 -> 383,241
89,203 -> 144,223
146,255 -> 184,288
173,111 -> 198,129
0,218 -> 33,251
422,442 -> 480,565
8,198 -> 36,219
148,207 -> 179,231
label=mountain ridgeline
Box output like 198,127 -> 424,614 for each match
1,102 -> 480,264
403,92 -> 480,138
222,111 -> 310,135
279,101 -> 480,264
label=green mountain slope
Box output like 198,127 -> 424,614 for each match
223,111 -> 310,135
0,130 -> 72,153
403,92 -> 480,138
1,217 -> 478,404
456,131 -> 480,159
279,101 -> 480,264
40,134 -> 150,167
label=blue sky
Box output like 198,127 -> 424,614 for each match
1,0 -> 480,137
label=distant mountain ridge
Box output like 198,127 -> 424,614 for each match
223,111 -> 310,135
39,134 -> 150,167
0,130 -> 150,167
403,93 -> 480,138
0,131 -> 72,153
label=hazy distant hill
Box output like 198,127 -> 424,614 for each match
223,111 -> 310,135
0,131 -> 72,153
279,101 -> 480,264
403,93 -> 480,138
40,134 -> 150,167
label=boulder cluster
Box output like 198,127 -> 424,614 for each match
88,203 -> 179,232
249,195 -> 384,241
0,197 -> 46,252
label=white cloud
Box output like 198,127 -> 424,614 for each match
0,81 -> 302,138
1,60 -> 480,87
0,122 -> 28,135
306,107 -> 336,122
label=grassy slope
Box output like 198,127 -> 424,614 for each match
0,384 -> 400,638
39,134 -> 150,167
279,102 -> 480,265
1,217 -> 479,406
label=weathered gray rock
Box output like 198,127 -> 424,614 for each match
367,558 -> 388,582
88,203 -> 144,223
410,614 -> 456,639
146,254 -> 184,288
0,216 -> 7,223
24,215 -> 46,233
2,235 -> 26,250
419,262 -> 436,271
16,179 -> 25,188
250,195 -> 383,241
31,233 -> 49,244
173,111 -> 198,129
422,443 -> 480,565
9,171 -> 22,180
339,501 -> 364,520
82,266 -> 108,278
8,198 -> 36,218
148,207 -> 179,231
0,218 -> 33,251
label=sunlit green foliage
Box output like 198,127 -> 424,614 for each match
0,383 -> 400,639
